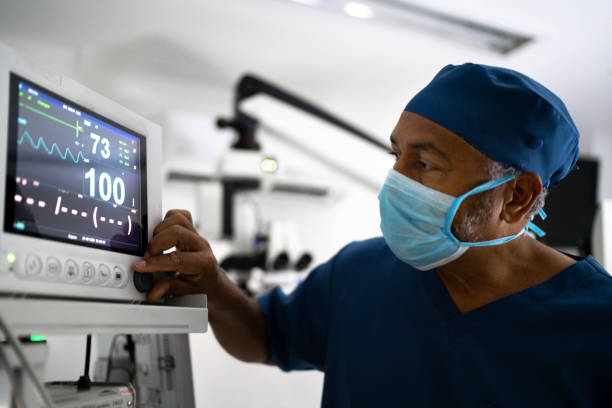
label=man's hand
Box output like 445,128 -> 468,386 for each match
133,209 -> 220,302
135,209 -> 271,363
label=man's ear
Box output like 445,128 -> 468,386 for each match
501,172 -> 543,224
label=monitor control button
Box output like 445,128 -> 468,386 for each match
25,254 -> 43,277
133,272 -> 153,293
64,259 -> 79,282
82,262 -> 96,283
112,266 -> 127,287
98,264 -> 111,285
46,257 -> 62,280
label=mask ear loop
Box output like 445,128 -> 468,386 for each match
444,174 -> 527,247
525,209 -> 547,238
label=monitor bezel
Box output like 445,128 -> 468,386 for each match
0,44 -> 163,302
4,72 -> 149,256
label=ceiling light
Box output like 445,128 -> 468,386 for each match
344,2 -> 374,19
290,0 -> 320,5
283,0 -> 533,54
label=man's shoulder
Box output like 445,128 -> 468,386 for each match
549,256 -> 612,316
573,256 -> 612,295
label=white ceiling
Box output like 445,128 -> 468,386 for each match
0,0 -> 611,144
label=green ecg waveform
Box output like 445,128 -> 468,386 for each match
18,131 -> 90,164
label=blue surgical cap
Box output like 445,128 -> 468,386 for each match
405,63 -> 579,187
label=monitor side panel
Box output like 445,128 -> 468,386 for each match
0,45 -> 162,302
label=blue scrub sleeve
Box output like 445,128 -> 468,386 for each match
257,258 -> 335,372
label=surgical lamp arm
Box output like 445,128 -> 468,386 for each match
217,74 -> 389,151
215,74 -> 390,238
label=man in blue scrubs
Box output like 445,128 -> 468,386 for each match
134,63 -> 612,406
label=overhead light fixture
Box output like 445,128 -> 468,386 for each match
373,0 -> 532,54
344,2 -> 374,19
283,0 -> 533,54
289,0 -> 320,5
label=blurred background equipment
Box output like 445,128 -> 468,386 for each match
212,73 -> 391,295
93,333 -> 197,408
130,334 -> 195,408
0,327 -> 51,407
539,157 -> 599,256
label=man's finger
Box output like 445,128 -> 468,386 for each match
164,209 -> 193,224
147,225 -> 206,255
153,213 -> 197,236
147,277 -> 195,302
133,251 -> 215,276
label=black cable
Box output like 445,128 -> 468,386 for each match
77,334 -> 92,390
84,334 -> 91,376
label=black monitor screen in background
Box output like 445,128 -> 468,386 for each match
538,157 -> 599,255
4,73 -> 148,255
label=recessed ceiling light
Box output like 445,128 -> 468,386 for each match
289,0 -> 319,5
344,2 -> 374,19
286,0 -> 532,54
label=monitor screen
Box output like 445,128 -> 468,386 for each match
4,73 -> 147,255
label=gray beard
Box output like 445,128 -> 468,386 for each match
451,190 -> 495,243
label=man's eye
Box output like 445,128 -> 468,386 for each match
418,160 -> 433,170
388,150 -> 399,161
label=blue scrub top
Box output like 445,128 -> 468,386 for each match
258,237 -> 612,407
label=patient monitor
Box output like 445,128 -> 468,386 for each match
0,45 -> 161,303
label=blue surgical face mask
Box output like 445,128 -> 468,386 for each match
378,169 -> 545,271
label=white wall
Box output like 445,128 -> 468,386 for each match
190,332 -> 324,408
42,335 -> 98,382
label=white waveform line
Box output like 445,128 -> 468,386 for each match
18,131 -> 90,164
